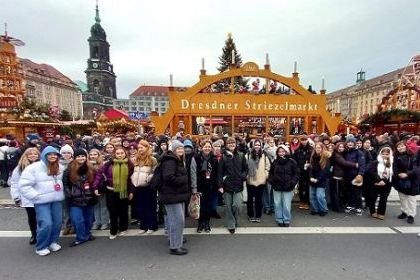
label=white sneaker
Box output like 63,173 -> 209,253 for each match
138,230 -> 147,235
109,234 -> 117,240
345,206 -> 354,213
355,209 -> 363,216
36,248 -> 51,256
145,230 -> 155,235
118,230 -> 128,236
49,243 -> 61,252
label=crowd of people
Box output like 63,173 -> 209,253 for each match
0,130 -> 419,256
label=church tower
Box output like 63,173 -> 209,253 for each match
83,1 -> 116,119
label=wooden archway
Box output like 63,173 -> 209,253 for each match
151,62 -> 341,137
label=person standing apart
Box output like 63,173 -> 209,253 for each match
132,140 -> 158,234
158,140 -> 189,255
93,146 -> 134,239
218,137 -> 248,234
308,143 -> 331,216
19,146 -> 64,256
9,148 -> 40,244
246,139 -> 270,222
269,145 -> 299,227
63,149 -> 98,247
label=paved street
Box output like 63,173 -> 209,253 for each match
0,195 -> 420,280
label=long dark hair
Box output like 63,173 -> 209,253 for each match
251,139 -> 263,160
68,160 -> 95,184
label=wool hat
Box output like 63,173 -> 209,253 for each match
331,135 -> 341,144
60,144 -> 74,155
212,139 -> 224,147
171,140 -> 184,151
278,144 -> 290,155
74,148 -> 88,158
28,134 -> 40,142
183,139 -> 193,148
346,134 -> 356,143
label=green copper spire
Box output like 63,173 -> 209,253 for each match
95,0 -> 101,24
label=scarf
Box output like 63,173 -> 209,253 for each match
377,151 -> 393,182
248,154 -> 261,178
112,159 -> 129,199
201,153 -> 211,173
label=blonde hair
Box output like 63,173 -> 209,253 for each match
89,148 -> 104,169
135,140 -> 156,167
18,148 -> 40,172
311,143 -> 330,170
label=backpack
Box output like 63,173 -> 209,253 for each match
149,161 -> 164,191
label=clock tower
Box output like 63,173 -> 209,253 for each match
82,1 -> 117,119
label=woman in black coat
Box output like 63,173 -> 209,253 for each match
330,142 -> 358,212
366,146 -> 393,220
394,141 -> 419,224
159,140 -> 189,255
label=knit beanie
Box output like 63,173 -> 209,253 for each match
171,140 -> 184,151
183,139 -> 193,148
28,134 -> 40,142
331,135 -> 341,144
346,134 -> 356,143
73,148 -> 88,158
278,144 -> 290,155
60,144 -> 74,155
212,139 -> 224,147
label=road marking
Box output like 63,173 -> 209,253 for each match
393,227 -> 420,233
0,226 -> 411,238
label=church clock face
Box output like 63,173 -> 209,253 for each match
92,63 -> 98,68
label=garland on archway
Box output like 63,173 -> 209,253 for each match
360,109 -> 420,125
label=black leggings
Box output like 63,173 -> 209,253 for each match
25,207 -> 37,237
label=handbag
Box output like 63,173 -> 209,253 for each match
188,193 -> 200,220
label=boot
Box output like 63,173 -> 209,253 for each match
205,220 -> 211,233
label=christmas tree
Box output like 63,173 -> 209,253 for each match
216,33 -> 248,92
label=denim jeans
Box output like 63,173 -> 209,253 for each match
262,183 -> 274,211
309,187 -> 328,213
70,205 -> 95,242
273,190 -> 293,224
93,195 -> 109,227
34,201 -> 63,251
223,192 -> 242,230
165,203 -> 185,249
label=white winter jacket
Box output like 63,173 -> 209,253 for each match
19,161 -> 64,205
131,165 -> 154,187
10,167 -> 34,207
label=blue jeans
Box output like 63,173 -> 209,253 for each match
165,203 -> 185,249
70,205 -> 95,242
310,187 -> 328,213
273,190 -> 293,224
34,201 -> 63,251
262,183 -> 274,211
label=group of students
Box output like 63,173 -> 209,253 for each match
4,130 -> 420,256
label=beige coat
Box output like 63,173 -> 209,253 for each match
246,153 -> 270,187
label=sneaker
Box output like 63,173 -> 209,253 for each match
355,209 -> 363,216
109,234 -> 117,240
376,214 -> 385,220
118,230 -> 128,236
283,223 -> 290,227
130,219 -> 139,225
301,203 -> 310,210
228,229 -> 235,234
91,224 -> 100,230
398,212 -> 408,219
138,229 -> 147,235
145,230 -> 155,235
345,206 -> 354,213
100,224 -> 110,230
169,247 -> 188,256
205,224 -> 211,233
36,248 -> 51,256
407,216 -> 415,224
254,218 -> 261,223
29,236 -> 37,245
49,243 -> 61,252
371,213 -> 378,218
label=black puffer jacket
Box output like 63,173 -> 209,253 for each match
219,150 -> 248,193
268,156 -> 299,192
394,152 -> 418,195
158,151 -> 189,204
63,167 -> 97,207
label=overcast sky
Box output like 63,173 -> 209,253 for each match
2,0 -> 419,98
